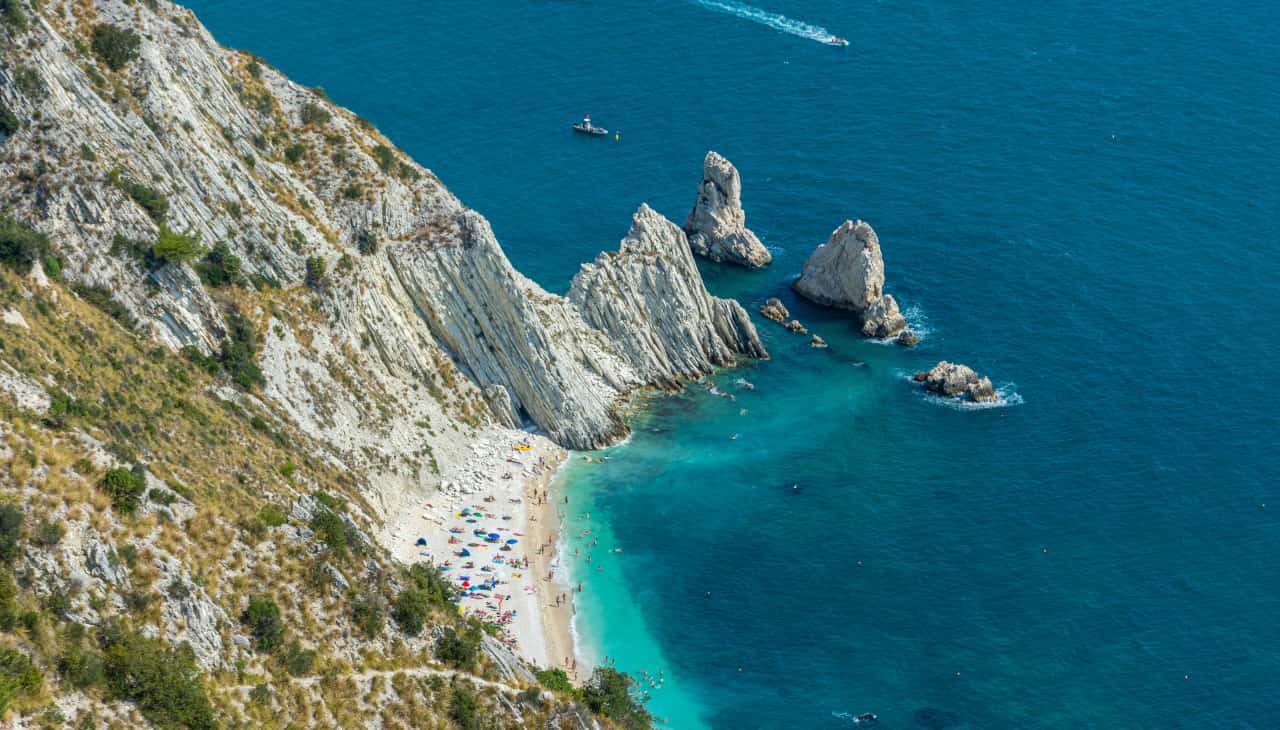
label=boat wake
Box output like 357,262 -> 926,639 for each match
688,0 -> 845,46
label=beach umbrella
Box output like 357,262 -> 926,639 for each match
415,537 -> 427,546
488,533 -> 501,540
505,539 -> 518,544
461,581 -> 470,587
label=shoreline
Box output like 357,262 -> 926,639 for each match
527,455 -> 580,681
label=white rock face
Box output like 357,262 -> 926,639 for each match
0,0 -> 764,462
683,152 -> 772,268
792,220 -> 908,338
569,204 -> 767,387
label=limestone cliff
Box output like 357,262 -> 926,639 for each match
793,220 -> 909,338
0,0 -> 764,464
569,204 -> 767,387
683,151 -> 772,268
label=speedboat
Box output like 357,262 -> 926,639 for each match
826,36 -> 849,47
854,713 -> 878,723
572,113 -> 609,136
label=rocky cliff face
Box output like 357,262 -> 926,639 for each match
0,0 -> 763,464
792,220 -> 909,338
569,204 -> 767,388
683,151 -> 772,268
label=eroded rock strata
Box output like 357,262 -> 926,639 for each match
683,151 -> 772,268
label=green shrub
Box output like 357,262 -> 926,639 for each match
392,586 -> 430,637
108,169 -> 167,222
13,66 -> 44,98
46,387 -> 90,429
304,256 -> 326,287
284,143 -> 304,164
91,24 -> 142,72
312,491 -> 340,510
241,596 -> 284,653
42,254 -> 61,280
536,668 -> 575,694
0,647 -> 41,714
71,283 -> 137,330
246,59 -> 262,78
299,102 -> 330,126
372,144 -> 396,173
58,646 -> 105,689
0,215 -> 50,275
80,142 -> 96,161
195,241 -> 242,287
350,594 -> 384,638
219,313 -> 263,389
146,488 -> 176,507
0,101 -> 18,138
100,625 -> 215,730
449,683 -> 481,730
405,561 -> 456,609
278,461 -> 296,481
151,226 -> 203,263
249,682 -> 272,705
0,571 -> 16,631
435,625 -> 482,670
0,0 -> 28,32
342,183 -> 361,200
100,467 -> 146,515
279,639 -> 315,676
258,504 -> 287,528
309,509 -> 347,557
0,505 -> 22,564
34,519 -> 64,547
582,667 -> 651,729
356,229 -> 379,256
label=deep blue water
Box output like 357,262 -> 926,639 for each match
188,1 -> 1279,727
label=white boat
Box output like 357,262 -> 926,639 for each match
826,36 -> 849,47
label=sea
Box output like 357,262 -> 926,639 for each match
186,1 -> 1279,727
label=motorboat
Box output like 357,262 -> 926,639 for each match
826,36 -> 850,47
572,113 -> 609,136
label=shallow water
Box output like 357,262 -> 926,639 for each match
188,0 -> 1279,726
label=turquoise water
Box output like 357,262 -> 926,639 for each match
189,0 -> 1279,727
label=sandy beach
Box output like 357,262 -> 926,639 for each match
380,427 -> 575,676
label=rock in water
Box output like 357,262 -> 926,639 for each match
918,361 -> 998,402
809,334 -> 828,348
569,204 -> 768,387
683,151 -> 772,268
792,220 -> 908,338
760,297 -> 789,323
896,329 -> 920,347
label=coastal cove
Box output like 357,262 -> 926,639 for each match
184,1 -> 1279,729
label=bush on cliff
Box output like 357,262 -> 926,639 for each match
0,101 -> 19,139
0,215 -> 50,275
100,467 -> 147,515
241,596 -> 285,653
100,625 -> 216,730
582,667 -> 652,729
151,225 -> 204,264
0,504 -> 22,564
0,647 -> 42,714
108,168 -> 168,223
91,24 -> 142,72
434,624 -> 482,670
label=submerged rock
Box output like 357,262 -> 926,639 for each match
568,204 -> 768,388
916,361 -> 997,402
784,319 -> 808,334
760,297 -> 789,323
792,220 -> 907,338
683,151 -> 772,268
809,334 -> 828,348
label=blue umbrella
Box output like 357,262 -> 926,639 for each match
415,537 -> 427,546
506,539 -> 518,544
487,533 -> 501,540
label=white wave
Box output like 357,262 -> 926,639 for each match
688,0 -> 844,45
866,302 -> 930,345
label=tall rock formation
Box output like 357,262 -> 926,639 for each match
683,151 -> 772,268
569,204 -> 767,387
792,220 -> 909,338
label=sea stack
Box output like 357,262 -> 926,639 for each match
683,151 -> 772,268
792,220 -> 910,338
913,361 -> 997,402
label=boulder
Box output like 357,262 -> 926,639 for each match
793,220 -> 907,338
896,329 -> 920,347
683,152 -> 771,268
809,335 -> 828,348
784,320 -> 808,334
918,361 -> 997,402
760,297 -> 789,323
